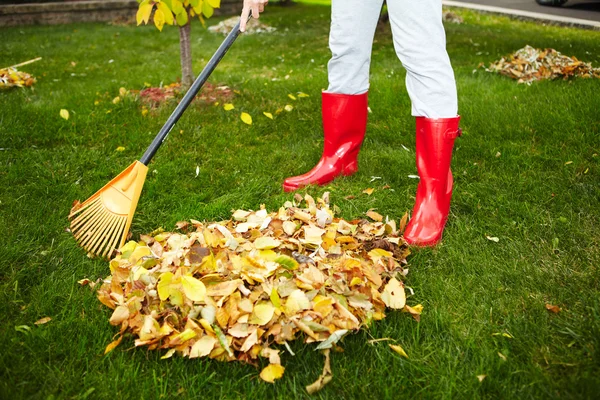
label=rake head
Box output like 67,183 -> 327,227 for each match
69,161 -> 148,258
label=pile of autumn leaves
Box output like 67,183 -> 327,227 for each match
97,194 -> 420,389
0,68 -> 35,89
486,45 -> 600,84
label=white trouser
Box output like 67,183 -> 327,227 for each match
327,0 -> 458,118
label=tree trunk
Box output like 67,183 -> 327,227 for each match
179,19 -> 194,89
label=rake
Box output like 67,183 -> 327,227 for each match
69,16 -> 249,258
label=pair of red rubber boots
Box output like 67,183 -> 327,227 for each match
283,92 -> 461,247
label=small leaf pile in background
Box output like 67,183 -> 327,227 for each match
485,45 -> 600,84
0,68 -> 36,89
95,194 -> 421,391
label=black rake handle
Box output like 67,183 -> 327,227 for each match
139,15 -> 250,165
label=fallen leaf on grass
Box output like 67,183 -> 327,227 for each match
260,363 -> 285,383
104,335 -> 123,354
362,188 -> 374,196
223,103 -> 234,111
34,317 -> 52,325
498,352 -> 507,361
366,210 -> 383,222
389,344 -> 408,358
263,112 -> 273,119
115,146 -> 125,152
477,374 -> 487,382
297,92 -> 309,98
545,303 -> 560,313
381,278 -> 406,309
59,109 -> 69,120
284,104 -> 293,112
486,236 -> 499,242
306,349 -> 332,394
241,112 -> 252,125
288,94 -> 296,100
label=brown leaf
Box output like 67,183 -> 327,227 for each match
306,349 -> 333,394
545,303 -> 560,313
34,317 -> 52,325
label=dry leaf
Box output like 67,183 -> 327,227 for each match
260,364 -> 285,383
59,109 -> 69,120
362,188 -> 374,196
263,112 -> 273,119
306,349 -> 332,394
34,317 -> 52,325
241,112 -> 252,125
223,103 -> 234,111
389,344 -> 408,358
477,374 -> 487,382
381,278 -> 406,309
284,104 -> 293,112
545,303 -> 560,313
104,335 -> 123,354
366,210 -> 383,222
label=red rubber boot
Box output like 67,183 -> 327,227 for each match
403,116 -> 462,246
282,92 -> 368,192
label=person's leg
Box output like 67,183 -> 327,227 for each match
387,0 -> 461,246
386,0 -> 457,118
283,0 -> 383,192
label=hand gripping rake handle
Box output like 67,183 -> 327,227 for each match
139,15 -> 250,165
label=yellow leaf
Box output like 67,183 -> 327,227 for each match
109,305 -> 130,325
181,275 -> 206,302
366,210 -> 383,222
270,288 -> 281,308
223,103 -> 234,111
283,289 -> 310,316
157,2 -> 174,25
34,317 -> 52,325
154,8 -> 165,31
349,277 -> 363,286
157,272 -> 174,300
284,104 -> 293,112
201,1 -> 214,18
381,278 -> 406,309
116,146 -> 125,152
362,188 -> 374,195
263,112 -> 273,119
104,335 -> 123,355
141,108 -> 149,117
297,92 -> 309,98
59,109 -> 69,120
240,112 -> 252,125
254,236 -> 281,250
207,0 -> 220,7
249,302 -> 275,326
190,335 -> 217,358
389,344 -> 408,358
288,94 -> 296,100
477,374 -> 487,382
137,3 -> 153,25
260,364 -> 285,383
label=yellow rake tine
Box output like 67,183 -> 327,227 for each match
74,207 -> 109,242
68,196 -> 100,218
103,217 -> 127,258
82,210 -> 115,251
80,209 -> 113,249
70,198 -> 103,230
89,214 -> 119,255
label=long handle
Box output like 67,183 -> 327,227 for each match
140,17 -> 248,165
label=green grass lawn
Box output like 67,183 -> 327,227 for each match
1,2 -> 600,399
